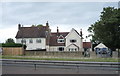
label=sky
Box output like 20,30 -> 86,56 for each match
0,1 -> 119,43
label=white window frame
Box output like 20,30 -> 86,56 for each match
58,47 -> 64,51
29,39 -> 33,43
69,48 -> 77,51
36,39 -> 41,43
70,39 -> 77,43
57,39 -> 64,43
21,39 -> 26,44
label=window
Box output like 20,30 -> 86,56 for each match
58,47 -> 64,51
57,39 -> 64,43
36,39 -> 41,43
21,39 -> 26,43
71,48 -> 74,51
29,39 -> 33,43
70,39 -> 77,43
69,48 -> 77,51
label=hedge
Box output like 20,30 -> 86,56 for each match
1,43 -> 27,49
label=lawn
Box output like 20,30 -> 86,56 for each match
2,55 -> 119,62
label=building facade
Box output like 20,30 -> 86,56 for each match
15,22 -> 84,51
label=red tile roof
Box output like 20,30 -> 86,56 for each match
83,42 -> 91,48
49,32 -> 69,46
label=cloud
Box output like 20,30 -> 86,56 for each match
1,2 -> 103,26
0,3 -> 2,28
0,25 -> 18,43
0,2 -> 118,42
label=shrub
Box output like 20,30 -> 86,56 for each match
2,43 -> 27,49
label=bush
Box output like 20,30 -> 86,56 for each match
1,43 -> 26,49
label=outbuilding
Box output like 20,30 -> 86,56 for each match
94,43 -> 111,57
94,43 -> 108,51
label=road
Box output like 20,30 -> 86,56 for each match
1,59 -> 119,74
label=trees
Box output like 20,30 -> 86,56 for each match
5,38 -> 15,44
88,7 -> 120,50
31,24 -> 43,27
3,38 -> 27,49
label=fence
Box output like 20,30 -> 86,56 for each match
25,51 -> 118,58
2,47 -> 24,55
2,59 -> 119,71
112,51 -> 119,58
25,51 -> 85,58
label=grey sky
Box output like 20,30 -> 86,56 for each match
0,2 -> 118,43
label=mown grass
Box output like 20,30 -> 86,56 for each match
2,55 -> 119,62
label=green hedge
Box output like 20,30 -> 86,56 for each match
1,43 -> 26,49
2,43 -> 22,47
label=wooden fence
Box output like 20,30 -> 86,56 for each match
2,47 -> 24,55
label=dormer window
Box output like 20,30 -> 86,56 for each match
57,35 -> 65,43
70,39 -> 77,43
57,39 -> 64,43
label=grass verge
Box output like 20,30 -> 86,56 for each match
2,55 -> 119,62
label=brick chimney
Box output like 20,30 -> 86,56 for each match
57,26 -> 59,37
18,24 -> 21,30
80,29 -> 82,38
46,21 -> 49,27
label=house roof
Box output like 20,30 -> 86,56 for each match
58,35 -> 64,39
49,32 -> 69,46
83,42 -> 91,48
66,44 -> 79,48
65,28 -> 82,38
94,43 -> 108,49
15,26 -> 48,38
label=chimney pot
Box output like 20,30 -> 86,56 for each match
80,29 -> 82,37
57,26 -> 59,36
18,24 -> 21,30
46,21 -> 49,26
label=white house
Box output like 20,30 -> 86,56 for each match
65,28 -> 83,51
15,22 -> 51,50
15,22 -> 84,51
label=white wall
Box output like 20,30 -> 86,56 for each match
65,29 -> 83,51
46,45 -> 49,51
65,44 -> 79,51
16,38 -> 46,50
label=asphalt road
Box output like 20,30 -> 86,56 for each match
2,62 -> 119,74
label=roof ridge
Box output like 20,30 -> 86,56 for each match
51,32 -> 69,33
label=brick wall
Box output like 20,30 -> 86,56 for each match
25,51 -> 84,58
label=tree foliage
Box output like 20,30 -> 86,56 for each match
88,7 -> 120,50
31,24 -> 43,27
2,43 -> 27,49
5,38 -> 15,44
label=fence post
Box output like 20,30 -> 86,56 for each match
76,64 -> 79,74
34,64 -> 37,70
